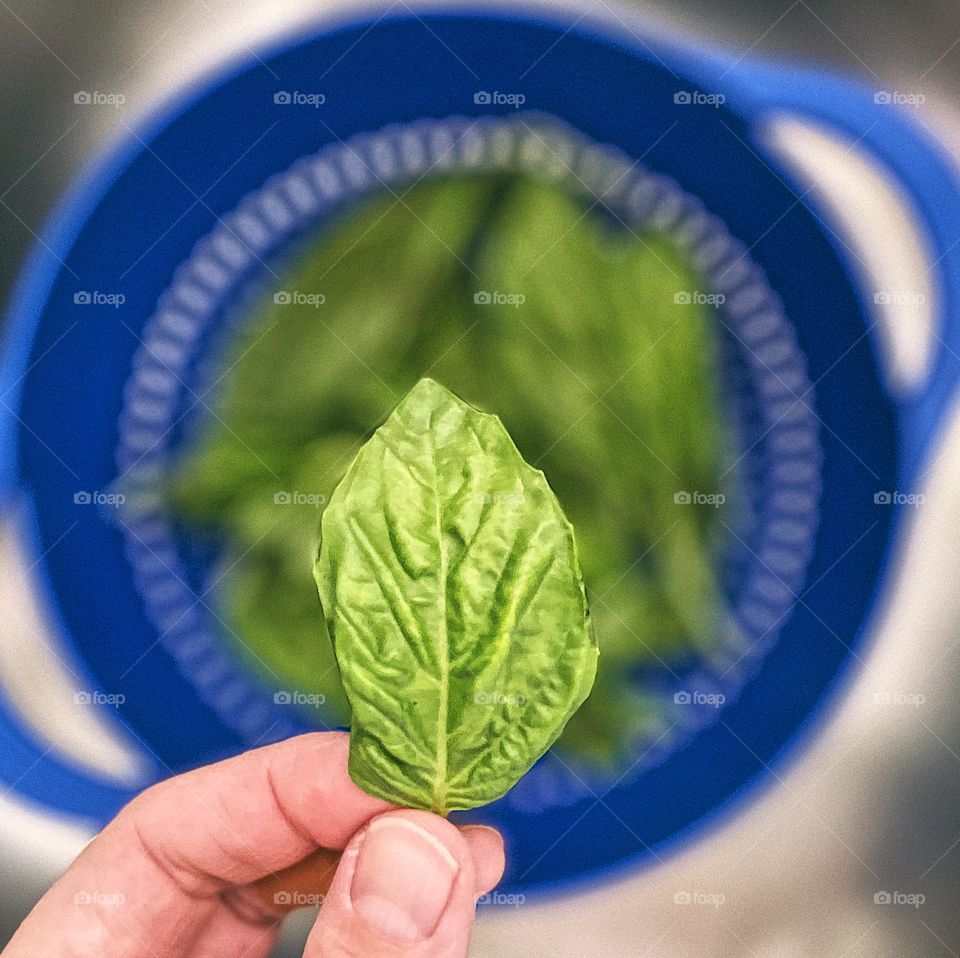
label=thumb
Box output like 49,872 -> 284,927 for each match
304,810 -> 491,958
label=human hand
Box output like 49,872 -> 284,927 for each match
2,732 -> 505,957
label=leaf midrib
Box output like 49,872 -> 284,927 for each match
429,422 -> 449,814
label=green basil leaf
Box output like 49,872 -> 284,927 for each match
314,378 -> 597,812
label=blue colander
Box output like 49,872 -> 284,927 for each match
1,8 -> 958,894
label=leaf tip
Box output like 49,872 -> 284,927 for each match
406,376 -> 452,402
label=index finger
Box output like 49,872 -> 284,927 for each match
5,733 -> 392,957
116,731 -> 394,893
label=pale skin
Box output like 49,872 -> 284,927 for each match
2,733 -> 506,958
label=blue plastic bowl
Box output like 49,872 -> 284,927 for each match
2,8 -> 959,895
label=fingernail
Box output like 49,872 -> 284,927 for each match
351,816 -> 459,942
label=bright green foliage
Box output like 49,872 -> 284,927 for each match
314,378 -> 597,812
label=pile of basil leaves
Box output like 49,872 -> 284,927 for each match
168,173 -> 736,768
